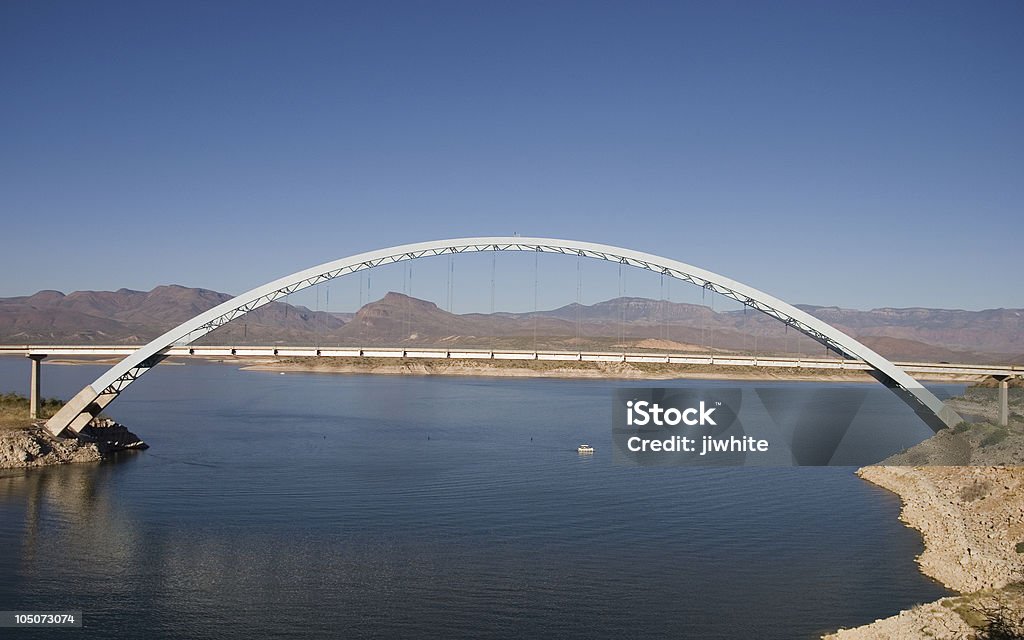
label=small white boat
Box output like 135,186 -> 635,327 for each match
577,444 -> 594,454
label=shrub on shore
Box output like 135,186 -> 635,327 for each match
0,392 -> 64,427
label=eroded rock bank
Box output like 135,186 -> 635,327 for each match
824,466 -> 1024,639
824,388 -> 1024,639
0,418 -> 147,469
858,467 -> 1024,594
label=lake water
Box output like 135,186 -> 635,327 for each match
0,359 -> 954,638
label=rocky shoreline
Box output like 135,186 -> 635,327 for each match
0,418 -> 148,469
823,389 -> 1024,639
861,467 -> 1023,592
825,466 -> 1024,639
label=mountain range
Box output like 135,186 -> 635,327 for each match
0,285 -> 1020,364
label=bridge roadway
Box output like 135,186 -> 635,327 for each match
2,344 -> 1020,377
3,344 -> 1019,427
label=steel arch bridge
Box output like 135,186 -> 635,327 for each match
45,236 -> 963,436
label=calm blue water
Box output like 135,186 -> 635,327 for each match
0,359 -> 952,638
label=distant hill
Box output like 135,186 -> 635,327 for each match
0,286 -> 1020,364
0,285 -> 348,346
792,305 -> 1024,357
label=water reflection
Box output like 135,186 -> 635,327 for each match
0,457 -> 145,591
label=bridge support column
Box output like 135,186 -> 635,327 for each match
27,355 -> 46,419
998,377 -> 1009,427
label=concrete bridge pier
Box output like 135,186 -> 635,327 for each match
27,354 -> 46,419
994,376 -> 1010,427
990,375 -> 1021,427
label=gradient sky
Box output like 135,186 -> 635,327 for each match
2,1 -> 1021,313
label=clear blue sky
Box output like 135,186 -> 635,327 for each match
2,1 -> 1021,312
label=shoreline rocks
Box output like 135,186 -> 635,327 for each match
857,467 -> 1024,594
0,418 -> 147,469
824,466 -> 1024,639
78,417 -> 149,453
825,391 -> 1024,639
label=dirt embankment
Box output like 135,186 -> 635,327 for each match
876,394 -> 1024,467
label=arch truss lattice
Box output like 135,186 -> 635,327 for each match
45,237 -> 962,436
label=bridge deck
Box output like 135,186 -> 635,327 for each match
1,345 -> 1019,377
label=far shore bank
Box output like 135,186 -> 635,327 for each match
234,356 -> 986,384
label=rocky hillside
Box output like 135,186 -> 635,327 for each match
798,305 -> 1024,361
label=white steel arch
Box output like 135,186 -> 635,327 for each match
45,237 -> 962,436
